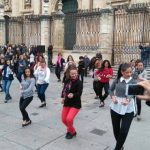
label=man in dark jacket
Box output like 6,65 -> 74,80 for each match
78,56 -> 85,83
84,55 -> 90,77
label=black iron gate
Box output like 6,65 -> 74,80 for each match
64,12 -> 77,50
7,15 -> 41,47
62,0 -> 78,50
113,3 -> 150,64
63,9 -> 102,51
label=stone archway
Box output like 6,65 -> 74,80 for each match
51,0 -> 81,13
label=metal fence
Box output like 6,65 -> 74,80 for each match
8,16 -> 41,46
113,3 -> 150,64
64,9 -> 102,51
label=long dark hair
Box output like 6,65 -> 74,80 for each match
23,67 -> 35,79
5,59 -> 11,65
100,60 -> 111,71
117,63 -> 131,81
67,55 -> 74,62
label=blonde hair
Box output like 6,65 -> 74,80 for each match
95,59 -> 103,68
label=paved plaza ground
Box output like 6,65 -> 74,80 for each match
0,73 -> 150,150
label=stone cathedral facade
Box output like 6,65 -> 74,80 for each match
0,0 -> 150,63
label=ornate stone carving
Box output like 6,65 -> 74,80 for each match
57,0 -> 64,14
24,0 -> 31,9
4,0 -> 12,12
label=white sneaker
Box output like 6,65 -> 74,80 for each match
137,115 -> 141,121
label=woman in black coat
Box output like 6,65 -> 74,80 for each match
61,66 -> 83,139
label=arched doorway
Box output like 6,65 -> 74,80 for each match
62,0 -> 78,13
62,0 -> 78,50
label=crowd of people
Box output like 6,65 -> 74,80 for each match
0,44 -> 150,150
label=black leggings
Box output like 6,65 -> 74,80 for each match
111,109 -> 134,150
55,67 -> 61,80
79,72 -> 84,83
19,96 -> 33,121
93,81 -> 99,96
98,82 -> 109,102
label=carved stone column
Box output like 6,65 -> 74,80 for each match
0,3 -> 5,45
0,1 -> 4,19
32,0 -> 41,15
52,0 -> 65,51
42,0 -> 49,15
40,0 -> 51,51
12,0 -> 19,16
99,10 -> 114,61
40,16 -> 50,49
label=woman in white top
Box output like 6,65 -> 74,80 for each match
63,55 -> 76,83
34,59 -> 50,107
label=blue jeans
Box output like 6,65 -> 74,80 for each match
37,83 -> 49,103
3,80 -> 12,98
17,72 -> 23,83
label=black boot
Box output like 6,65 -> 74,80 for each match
8,94 -> 12,100
5,94 -> 12,100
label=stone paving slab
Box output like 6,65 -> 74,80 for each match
0,137 -> 29,150
40,136 -> 108,150
4,124 -> 64,150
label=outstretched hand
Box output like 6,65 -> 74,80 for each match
137,80 -> 150,101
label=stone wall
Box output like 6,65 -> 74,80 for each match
0,0 -> 149,63
1,0 -> 150,16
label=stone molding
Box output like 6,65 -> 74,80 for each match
20,9 -> 34,14
107,0 -> 131,7
52,12 -> 65,20
40,15 -> 52,20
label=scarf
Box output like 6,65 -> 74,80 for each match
56,56 -> 62,67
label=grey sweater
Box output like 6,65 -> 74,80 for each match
109,78 -> 137,98
21,78 -> 35,99
109,77 -> 137,114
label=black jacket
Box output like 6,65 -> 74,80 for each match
78,60 -> 85,74
61,79 -> 83,109
2,65 -> 14,81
